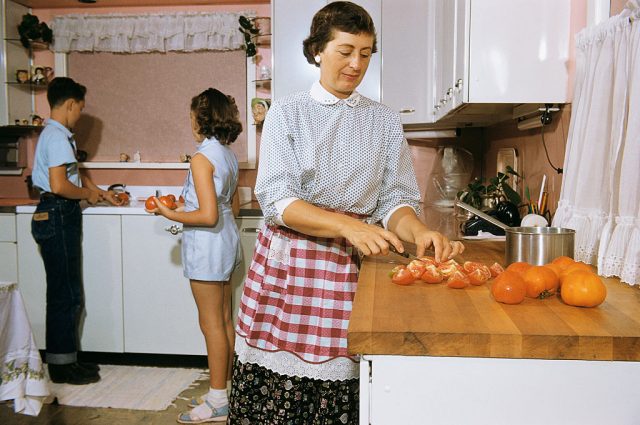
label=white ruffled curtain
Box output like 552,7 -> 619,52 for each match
50,11 -> 253,53
552,1 -> 640,286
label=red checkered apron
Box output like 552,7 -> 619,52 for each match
236,212 -> 365,364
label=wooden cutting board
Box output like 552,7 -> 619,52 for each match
348,241 -> 640,361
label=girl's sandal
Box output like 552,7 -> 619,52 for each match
177,400 -> 228,424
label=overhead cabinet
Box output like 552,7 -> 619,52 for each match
273,0 -> 572,126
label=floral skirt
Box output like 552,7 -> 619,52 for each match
227,356 -> 359,425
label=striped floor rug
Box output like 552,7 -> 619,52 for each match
46,365 -> 205,411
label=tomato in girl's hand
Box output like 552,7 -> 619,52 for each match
159,195 -> 177,210
167,194 -> 176,202
391,267 -> 415,286
145,196 -> 157,210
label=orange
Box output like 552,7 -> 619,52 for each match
551,256 -> 575,270
522,266 -> 560,298
506,261 -> 532,275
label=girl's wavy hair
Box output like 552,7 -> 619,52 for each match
302,1 -> 377,67
191,88 -> 242,145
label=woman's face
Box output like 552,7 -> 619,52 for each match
190,111 -> 205,143
317,30 -> 374,99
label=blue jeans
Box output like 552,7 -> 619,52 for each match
31,195 -> 83,365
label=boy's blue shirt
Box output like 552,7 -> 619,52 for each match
32,119 -> 81,193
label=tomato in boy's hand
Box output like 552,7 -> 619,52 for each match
145,196 -> 157,210
114,192 -> 129,205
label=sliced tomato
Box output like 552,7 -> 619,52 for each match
490,262 -> 505,277
446,270 -> 470,289
420,264 -> 444,284
407,259 -> 427,279
467,268 -> 490,286
418,256 -> 438,266
438,259 -> 463,278
392,267 -> 415,286
388,265 -> 406,278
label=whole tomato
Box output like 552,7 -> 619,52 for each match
522,265 -> 559,298
159,195 -> 177,210
491,270 -> 526,304
392,267 -> 415,286
145,196 -> 157,210
560,270 -> 606,307
167,194 -> 176,202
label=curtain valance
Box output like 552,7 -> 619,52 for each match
51,11 -> 253,53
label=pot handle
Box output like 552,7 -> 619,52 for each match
455,200 -> 509,231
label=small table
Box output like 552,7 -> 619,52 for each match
0,282 -> 49,416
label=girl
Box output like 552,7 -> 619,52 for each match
147,88 -> 242,424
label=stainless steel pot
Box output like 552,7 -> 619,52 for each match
455,201 -> 575,265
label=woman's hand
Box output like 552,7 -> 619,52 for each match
102,190 -> 122,206
413,228 -> 465,263
340,219 -> 404,256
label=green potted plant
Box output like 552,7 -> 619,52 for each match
17,14 -> 53,49
238,16 -> 259,57
457,166 -> 522,211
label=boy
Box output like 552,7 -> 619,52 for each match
31,77 -> 120,385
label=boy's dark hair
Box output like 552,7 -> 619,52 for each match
47,77 -> 86,108
302,1 -> 377,67
191,88 -> 242,145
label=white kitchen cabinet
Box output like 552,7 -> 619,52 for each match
121,215 -> 204,355
380,0 -> 433,124
230,217 -> 264,326
16,213 -> 124,352
272,0 -> 381,101
0,213 -> 18,283
431,0 -> 571,123
362,356 -> 640,425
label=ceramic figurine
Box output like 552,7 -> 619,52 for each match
32,67 -> 46,84
119,153 -> 130,162
16,69 -> 29,84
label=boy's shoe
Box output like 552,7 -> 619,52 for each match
177,401 -> 228,424
78,362 -> 100,373
48,363 -> 101,385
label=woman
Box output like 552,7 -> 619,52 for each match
229,2 -> 465,423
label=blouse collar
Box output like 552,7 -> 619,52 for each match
310,81 -> 361,107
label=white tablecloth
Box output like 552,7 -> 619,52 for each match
0,282 -> 49,416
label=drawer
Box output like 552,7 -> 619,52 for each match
0,213 -> 17,242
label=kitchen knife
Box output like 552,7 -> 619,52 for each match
389,244 -> 466,264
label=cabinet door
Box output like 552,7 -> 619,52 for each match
272,0 -> 325,100
121,215 -> 204,355
381,0 -> 433,124
432,0 -> 457,120
16,213 -> 124,352
451,0 -> 469,108
230,217 -> 265,326
17,213 -> 47,348
468,0 -> 570,103
0,213 -> 17,282
80,215 -> 124,352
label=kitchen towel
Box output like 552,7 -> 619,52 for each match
46,365 -> 205,411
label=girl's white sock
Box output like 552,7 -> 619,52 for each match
206,387 -> 228,408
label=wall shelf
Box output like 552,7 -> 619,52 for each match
79,161 -> 256,170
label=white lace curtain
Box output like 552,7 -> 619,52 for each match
51,11 -> 252,53
552,1 -> 640,286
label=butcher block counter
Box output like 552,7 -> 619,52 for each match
349,241 -> 640,425
348,240 -> 640,361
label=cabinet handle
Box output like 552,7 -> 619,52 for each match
242,227 -> 261,234
446,88 -> 454,97
399,108 -> 416,114
455,79 -> 463,89
164,224 -> 183,235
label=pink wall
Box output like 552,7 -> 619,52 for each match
1,3 -> 269,198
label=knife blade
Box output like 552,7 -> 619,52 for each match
389,244 -> 466,264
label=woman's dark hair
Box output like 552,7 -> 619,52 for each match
47,77 -> 86,108
302,1 -> 377,67
191,88 -> 243,145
